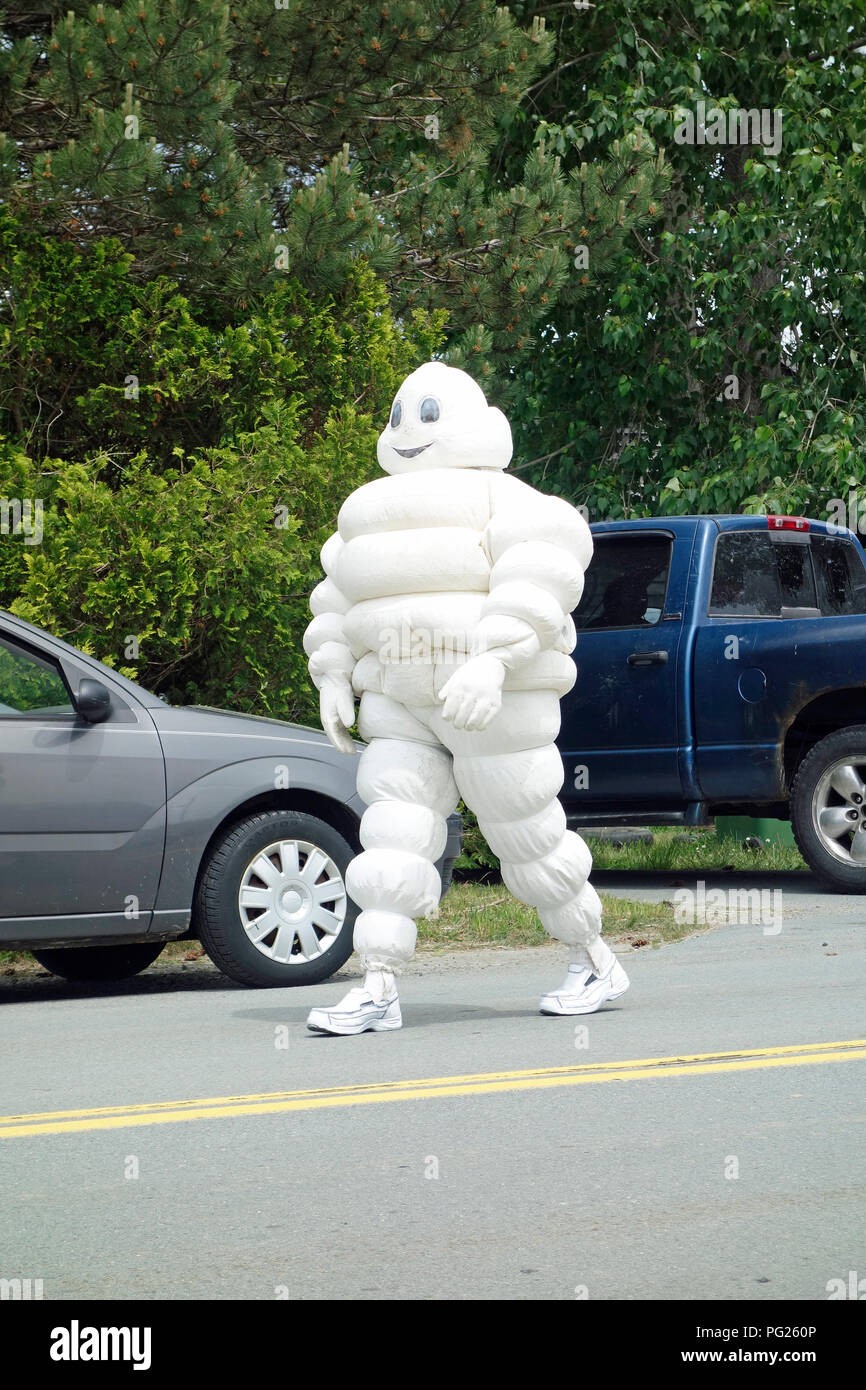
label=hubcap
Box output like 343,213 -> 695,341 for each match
238,839 -> 347,964
813,758 -> 866,866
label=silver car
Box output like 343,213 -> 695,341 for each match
0,612 -> 461,987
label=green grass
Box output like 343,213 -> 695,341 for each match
585,826 -> 807,874
416,882 -> 689,952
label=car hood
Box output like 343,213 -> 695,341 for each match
148,702 -> 361,753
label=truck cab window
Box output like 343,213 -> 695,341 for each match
811,535 -> 866,615
775,540 -> 817,610
709,531 -> 818,616
710,533 -> 780,615
575,534 -> 672,631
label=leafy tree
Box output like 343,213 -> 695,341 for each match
0,2 -> 673,727
0,207 -> 445,464
0,1 -> 667,364
500,1 -> 866,521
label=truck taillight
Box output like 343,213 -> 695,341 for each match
767,515 -> 810,531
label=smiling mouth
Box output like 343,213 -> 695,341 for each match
392,443 -> 433,458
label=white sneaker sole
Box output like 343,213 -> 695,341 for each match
307,1010 -> 402,1036
539,975 -> 629,1016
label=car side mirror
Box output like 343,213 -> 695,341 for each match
76,678 -> 111,724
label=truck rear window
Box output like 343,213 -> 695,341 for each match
709,530 -> 866,617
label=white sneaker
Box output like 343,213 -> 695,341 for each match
539,957 -> 629,1015
307,985 -> 402,1035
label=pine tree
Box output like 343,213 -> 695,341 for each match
1,2 -> 668,358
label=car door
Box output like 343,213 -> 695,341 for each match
692,526 -> 833,802
0,627 -> 167,939
559,529 -> 685,807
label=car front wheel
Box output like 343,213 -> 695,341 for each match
194,810 -> 358,987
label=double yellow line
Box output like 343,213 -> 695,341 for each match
1,1039 -> 864,1138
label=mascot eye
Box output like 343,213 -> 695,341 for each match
390,400 -> 403,428
419,396 -> 440,423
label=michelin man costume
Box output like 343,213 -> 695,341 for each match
304,362 -> 628,1035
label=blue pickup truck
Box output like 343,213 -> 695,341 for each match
559,514 -> 866,891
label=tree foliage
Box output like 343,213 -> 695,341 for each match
9,2 -> 860,730
0,1 -> 667,365
2,411 -> 353,720
502,0 -> 866,521
0,206 -> 443,463
0,232 -> 441,718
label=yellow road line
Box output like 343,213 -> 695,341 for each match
2,1040 -> 864,1138
5,1037 -> 862,1122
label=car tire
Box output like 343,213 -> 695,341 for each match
194,810 -> 359,987
790,725 -> 866,892
31,942 -> 166,981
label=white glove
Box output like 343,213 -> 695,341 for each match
439,654 -> 506,732
319,676 -> 357,755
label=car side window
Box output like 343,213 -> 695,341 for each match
811,535 -> 866,615
0,636 -> 75,717
709,532 -> 818,616
574,535 -> 673,631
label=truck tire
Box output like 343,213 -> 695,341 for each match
31,942 -> 165,981
194,810 -> 359,987
790,725 -> 866,892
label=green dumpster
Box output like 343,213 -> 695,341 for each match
715,815 -> 796,848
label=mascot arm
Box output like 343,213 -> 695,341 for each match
441,494 -> 589,732
476,492 -> 591,667
303,532 -> 357,754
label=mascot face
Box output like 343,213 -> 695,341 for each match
377,361 -> 513,475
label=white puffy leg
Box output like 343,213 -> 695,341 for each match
542,884 -> 615,974
347,693 -> 459,974
444,691 -> 610,973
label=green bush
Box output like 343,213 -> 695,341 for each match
0,229 -> 445,722
0,209 -> 444,468
2,402 -> 381,721
455,803 -> 501,879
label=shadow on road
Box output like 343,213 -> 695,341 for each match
0,963 -> 247,1004
232,1001 -> 628,1029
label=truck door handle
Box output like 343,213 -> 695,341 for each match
628,650 -> 669,666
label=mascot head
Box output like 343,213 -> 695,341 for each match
377,361 -> 513,475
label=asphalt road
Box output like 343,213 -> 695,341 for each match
1,874 -> 864,1301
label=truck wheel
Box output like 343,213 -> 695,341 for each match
194,810 -> 359,987
790,725 -> 866,891
31,942 -> 165,981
